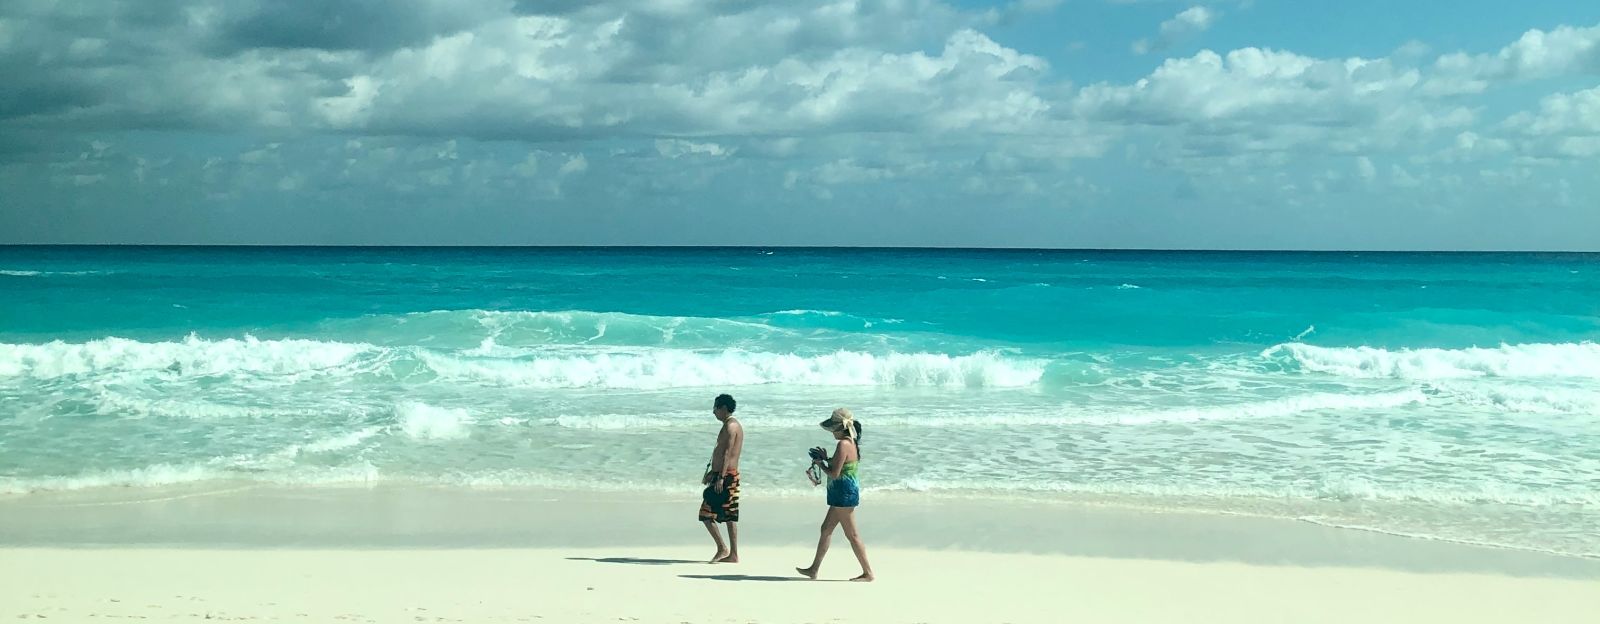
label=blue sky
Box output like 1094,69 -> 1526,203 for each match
2,0 -> 1598,249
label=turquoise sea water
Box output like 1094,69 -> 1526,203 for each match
2,247 -> 1597,556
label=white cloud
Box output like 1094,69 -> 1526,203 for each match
1494,86 -> 1600,160
1504,86 -> 1600,136
1133,7 -> 1218,55
655,139 -> 732,159
276,173 -> 305,191
513,154 -> 540,178
1424,22 -> 1600,95
1450,131 -> 1511,158
4,0 -> 1032,142
814,159 -> 896,185
1073,19 -> 1599,169
782,149 -> 949,192
1356,156 -> 1376,180
558,154 -> 589,176
1389,164 -> 1421,188
1549,136 -> 1600,158
1076,48 -> 1422,126
318,25 -> 1052,139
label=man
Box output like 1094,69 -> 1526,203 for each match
699,393 -> 743,563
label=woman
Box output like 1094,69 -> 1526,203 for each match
796,408 -> 875,582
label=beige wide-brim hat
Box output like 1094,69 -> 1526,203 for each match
819,408 -> 855,437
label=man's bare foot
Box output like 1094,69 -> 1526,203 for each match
796,566 -> 818,579
717,553 -> 739,564
709,551 -> 730,563
850,573 -> 875,582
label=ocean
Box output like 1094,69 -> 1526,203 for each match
1,247 -> 1596,557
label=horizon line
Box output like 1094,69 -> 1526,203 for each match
1,244 -> 1597,254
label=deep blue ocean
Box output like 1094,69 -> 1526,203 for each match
2,247 -> 1597,556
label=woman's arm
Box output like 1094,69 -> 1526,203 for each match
823,441 -> 851,480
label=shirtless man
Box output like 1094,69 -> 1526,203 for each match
699,393 -> 744,563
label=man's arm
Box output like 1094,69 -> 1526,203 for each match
709,424 -> 730,470
712,423 -> 741,492
720,422 -> 742,477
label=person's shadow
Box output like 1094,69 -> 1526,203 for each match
679,574 -> 838,582
568,557 -> 841,581
566,556 -> 701,566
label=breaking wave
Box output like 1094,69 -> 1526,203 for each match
0,335 -> 1045,389
1263,342 -> 1600,380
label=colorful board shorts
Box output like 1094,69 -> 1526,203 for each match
699,470 -> 740,523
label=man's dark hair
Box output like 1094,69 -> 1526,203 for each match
714,394 -> 737,413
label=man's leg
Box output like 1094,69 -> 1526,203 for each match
719,474 -> 740,563
703,520 -> 728,563
700,484 -> 729,563
721,522 -> 739,563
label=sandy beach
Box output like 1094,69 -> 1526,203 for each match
2,486 -> 1596,623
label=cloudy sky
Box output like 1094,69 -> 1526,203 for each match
2,0 -> 1598,249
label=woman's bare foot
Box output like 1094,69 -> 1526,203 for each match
796,566 -> 818,579
709,550 -> 730,563
850,573 -> 875,582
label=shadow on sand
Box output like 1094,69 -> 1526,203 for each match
679,574 -> 841,582
567,556 -> 703,566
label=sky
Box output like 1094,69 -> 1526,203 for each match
2,0 -> 1599,250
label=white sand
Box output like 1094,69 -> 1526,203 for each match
4,547 -> 1597,623
1,486 -> 1596,623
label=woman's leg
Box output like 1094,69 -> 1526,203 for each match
840,509 -> 874,582
796,507 -> 844,579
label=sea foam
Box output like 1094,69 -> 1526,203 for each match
422,349 -> 1045,389
0,335 -> 372,379
396,402 -> 472,440
1263,342 -> 1600,380
0,335 -> 1044,389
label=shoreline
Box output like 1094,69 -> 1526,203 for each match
2,484 -> 1595,578
3,485 -> 1597,623
6,474 -> 1594,557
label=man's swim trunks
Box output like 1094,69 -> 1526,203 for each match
699,470 -> 740,523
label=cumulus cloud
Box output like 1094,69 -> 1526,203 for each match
1502,86 -> 1600,159
1,0 -> 1054,142
1356,156 -> 1377,181
1077,48 -> 1422,126
1504,86 -> 1600,136
1084,18 -> 1600,167
3,1 -> 1599,248
558,153 -> 589,176
319,25 -> 1052,140
1133,7 -> 1217,55
1066,45 -> 1483,162
656,139 -> 733,159
1424,22 -> 1600,95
